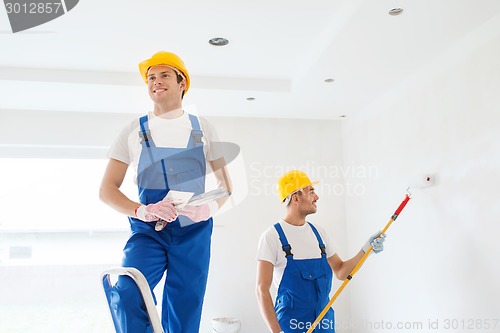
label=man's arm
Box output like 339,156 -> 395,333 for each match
208,157 -> 233,209
328,251 -> 365,281
201,116 -> 233,209
328,232 -> 386,280
99,158 -> 140,217
256,260 -> 282,333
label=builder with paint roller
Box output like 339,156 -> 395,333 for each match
256,170 -> 385,333
99,51 -> 232,332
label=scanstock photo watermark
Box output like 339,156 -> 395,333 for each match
248,161 -> 379,198
3,0 -> 79,33
290,317 -> 499,331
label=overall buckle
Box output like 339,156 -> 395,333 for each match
282,244 -> 293,257
139,129 -> 151,143
191,129 -> 204,144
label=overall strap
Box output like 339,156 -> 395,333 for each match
274,223 -> 293,258
138,115 -> 155,163
188,114 -> 204,148
139,115 -> 155,147
307,222 -> 327,257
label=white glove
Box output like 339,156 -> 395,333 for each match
135,200 -> 178,223
362,231 -> 386,254
177,202 -> 214,222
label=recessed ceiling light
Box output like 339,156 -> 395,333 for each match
246,97 -> 255,101
209,37 -> 229,46
339,115 -> 347,118
388,8 -> 403,16
324,78 -> 335,83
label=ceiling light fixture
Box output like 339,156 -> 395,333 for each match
388,8 -> 403,16
246,97 -> 255,101
324,78 -> 335,83
208,37 -> 229,46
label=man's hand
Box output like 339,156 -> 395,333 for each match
177,204 -> 211,222
362,231 -> 386,254
135,200 -> 178,223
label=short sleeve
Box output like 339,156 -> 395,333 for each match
256,228 -> 279,265
199,116 -> 224,161
315,224 -> 338,258
106,120 -> 136,165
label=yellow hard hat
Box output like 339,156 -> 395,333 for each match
277,170 -> 319,203
138,51 -> 190,94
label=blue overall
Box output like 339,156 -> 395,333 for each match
274,222 -> 335,333
110,114 -> 213,333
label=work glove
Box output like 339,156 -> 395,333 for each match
135,200 -> 178,223
362,231 -> 386,254
177,203 -> 213,223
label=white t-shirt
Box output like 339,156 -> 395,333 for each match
257,220 -> 337,289
107,111 -> 222,183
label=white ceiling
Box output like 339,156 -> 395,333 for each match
1,0 -> 500,120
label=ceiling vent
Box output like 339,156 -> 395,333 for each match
389,8 -> 404,16
208,37 -> 229,46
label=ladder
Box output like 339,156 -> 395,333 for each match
102,267 -> 164,333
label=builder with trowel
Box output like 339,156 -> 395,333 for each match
100,51 -> 232,332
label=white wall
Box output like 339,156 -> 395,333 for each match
0,109 -> 137,158
341,21 -> 500,333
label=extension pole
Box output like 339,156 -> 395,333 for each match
305,194 -> 411,333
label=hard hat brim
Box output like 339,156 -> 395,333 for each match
280,180 -> 320,203
138,52 -> 190,93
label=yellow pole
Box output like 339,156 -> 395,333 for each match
305,194 -> 411,333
